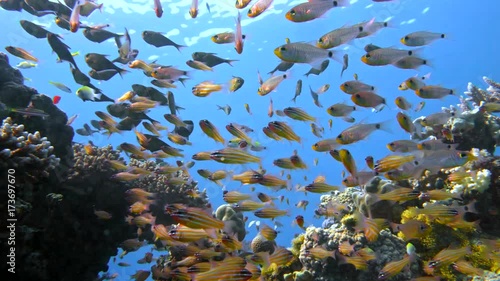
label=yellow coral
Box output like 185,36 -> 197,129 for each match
340,214 -> 357,228
290,234 -> 304,257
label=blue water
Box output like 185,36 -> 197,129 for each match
1,0 -> 499,280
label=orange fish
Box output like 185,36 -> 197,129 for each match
294,215 -> 306,230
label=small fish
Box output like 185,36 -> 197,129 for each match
393,56 -> 430,70
274,42 -> 340,69
186,60 -> 213,71
236,0 -> 252,9
223,190 -> 252,203
168,206 -> 226,230
291,79 -> 303,102
66,114 -> 79,126
283,107 -> 316,122
52,95 -> 61,104
164,114 -> 188,127
189,0 -> 199,18
286,0 -> 350,23
304,182 -> 339,193
290,149 -> 307,169
211,148 -> 261,164
206,2 -> 211,13
254,207 -> 289,219
15,61 -> 37,69
340,80 -> 375,95
428,246 -> 471,268
304,60 -> 329,77
327,103 -> 356,118
341,54 -> 348,77
49,81 -> 72,93
361,47 -> 417,66
69,1 -> 82,32
79,1 -> 103,17
310,123 -> 324,138
192,52 -> 238,67
317,22 -> 368,49
295,200 -> 309,210
244,103 -> 252,115
142,30 -> 186,51
375,154 -> 417,173
337,121 -> 390,145
401,31 -> 446,46
5,46 -> 38,62
229,76 -> 244,92
395,96 -> 412,111
199,119 -> 225,144
351,91 -> 386,110
268,98 -> 274,117
294,215 -> 306,230
365,156 -> 374,170
390,220 -> 429,241
312,138 -> 339,152
339,149 -> 357,176
226,123 -> 252,143
268,121 -> 301,142
415,85 -> 456,99
211,32 -> 237,44
154,0 -> 163,18
396,112 -> 416,135
378,254 -> 413,280
258,72 -> 288,96
217,104 -> 232,115
247,0 -> 274,18
76,86 -> 102,102
310,86 -> 323,108
415,101 -> 425,112
192,81 -> 223,97
234,11 -> 244,54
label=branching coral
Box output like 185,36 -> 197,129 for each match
0,117 -> 60,179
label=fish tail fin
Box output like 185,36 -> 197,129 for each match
376,119 -> 394,135
94,93 -> 103,101
226,59 -> 239,66
175,44 -> 187,52
118,68 -> 129,77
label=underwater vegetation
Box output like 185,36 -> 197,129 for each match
0,1 -> 500,281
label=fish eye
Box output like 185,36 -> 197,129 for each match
280,47 -> 286,51
365,54 -> 371,58
318,38 -> 323,43
343,83 -> 349,88
247,9 -> 252,15
290,9 -> 296,16
214,35 -> 218,39
405,36 -> 409,40
460,152 -> 467,157
337,134 -> 342,139
355,94 -> 361,98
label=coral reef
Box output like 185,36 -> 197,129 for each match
215,204 -> 247,241
0,117 -> 60,179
